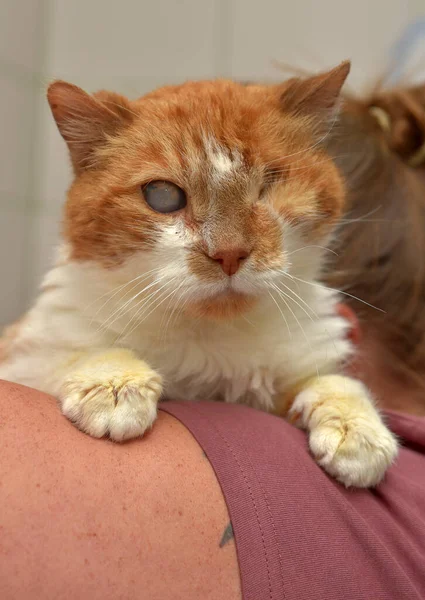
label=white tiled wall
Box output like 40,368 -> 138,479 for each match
0,0 -> 45,327
1,0 -> 425,326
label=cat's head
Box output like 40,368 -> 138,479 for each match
48,62 -> 349,319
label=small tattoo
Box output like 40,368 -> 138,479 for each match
219,522 -> 234,548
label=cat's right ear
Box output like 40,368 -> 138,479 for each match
280,61 -> 350,128
47,81 -> 134,173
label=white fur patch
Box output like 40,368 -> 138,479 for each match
204,137 -> 242,184
211,150 -> 233,175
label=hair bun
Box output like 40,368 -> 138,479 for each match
368,86 -> 425,167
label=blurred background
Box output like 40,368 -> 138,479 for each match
1,0 -> 425,327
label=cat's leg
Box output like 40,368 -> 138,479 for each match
285,375 -> 398,487
57,348 -> 162,441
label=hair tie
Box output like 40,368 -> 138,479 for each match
369,105 -> 425,167
368,106 -> 391,133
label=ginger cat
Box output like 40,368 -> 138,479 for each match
0,61 -> 397,487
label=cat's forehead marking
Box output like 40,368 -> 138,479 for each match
211,151 -> 233,175
203,136 -> 242,184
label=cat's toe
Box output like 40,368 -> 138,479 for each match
309,419 -> 398,488
61,371 -> 162,441
107,378 -> 161,441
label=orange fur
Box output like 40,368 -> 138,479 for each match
187,292 -> 257,320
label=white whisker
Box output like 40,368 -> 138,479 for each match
97,273 -> 168,332
267,290 -> 292,339
88,267 -> 162,325
270,282 -> 319,377
287,245 -> 338,257
273,281 -> 315,321
276,279 -> 340,358
122,280 -> 183,341
284,273 -> 385,313
160,280 -> 187,345
115,278 -> 177,343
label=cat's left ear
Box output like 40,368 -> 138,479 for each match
280,61 -> 350,124
47,81 -> 134,173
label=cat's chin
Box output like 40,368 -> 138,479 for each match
184,290 -> 257,320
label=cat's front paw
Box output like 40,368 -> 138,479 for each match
307,412 -> 398,488
289,376 -> 398,488
59,352 -> 163,441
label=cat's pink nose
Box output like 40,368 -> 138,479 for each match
210,248 -> 251,276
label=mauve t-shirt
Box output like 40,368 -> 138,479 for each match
160,402 -> 425,600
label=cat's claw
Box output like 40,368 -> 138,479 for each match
289,376 -> 398,488
60,358 -> 163,441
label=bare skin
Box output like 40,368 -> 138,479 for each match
0,381 -> 242,600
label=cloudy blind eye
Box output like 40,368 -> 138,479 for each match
143,181 -> 187,213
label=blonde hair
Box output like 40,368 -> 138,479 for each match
325,84 -> 425,386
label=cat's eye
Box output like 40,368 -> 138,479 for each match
142,181 -> 187,213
